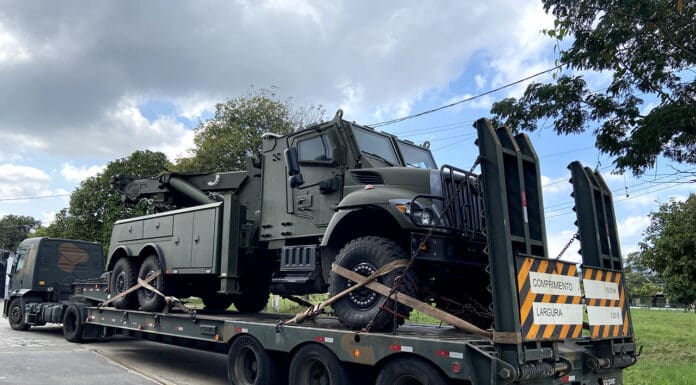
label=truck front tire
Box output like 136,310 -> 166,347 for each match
110,257 -> 139,309
329,236 -> 417,332
8,298 -> 30,331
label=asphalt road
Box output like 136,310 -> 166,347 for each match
0,299 -> 229,385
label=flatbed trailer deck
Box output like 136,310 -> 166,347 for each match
77,306 -> 632,385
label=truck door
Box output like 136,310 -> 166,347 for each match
289,131 -> 343,230
9,245 -> 30,292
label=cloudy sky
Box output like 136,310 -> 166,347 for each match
1,0 -> 694,261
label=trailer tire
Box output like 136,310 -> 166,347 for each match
376,356 -> 448,385
8,298 -> 30,331
289,344 -> 350,385
227,335 -> 280,385
329,236 -> 417,332
137,255 -> 168,312
202,293 -> 234,312
63,304 -> 85,342
110,257 -> 139,309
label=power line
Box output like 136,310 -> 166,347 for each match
0,193 -> 70,202
369,64 -> 563,128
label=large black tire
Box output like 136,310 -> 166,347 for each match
203,293 -> 235,312
289,344 -> 351,385
329,236 -> 418,332
8,298 -> 30,331
233,261 -> 271,313
375,357 -> 448,385
63,304 -> 85,342
227,335 -> 282,385
137,255 -> 168,312
109,257 -> 139,309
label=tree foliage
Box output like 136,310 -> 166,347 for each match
0,215 -> 40,250
491,0 -> 696,174
623,251 -> 663,297
639,194 -> 696,304
38,150 -> 170,248
177,87 -> 325,173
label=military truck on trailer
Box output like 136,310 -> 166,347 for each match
108,110 -> 492,332
5,116 -> 638,385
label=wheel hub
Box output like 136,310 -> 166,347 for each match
116,271 -> 128,293
9,305 -> 21,323
142,270 -> 157,300
347,262 -> 379,309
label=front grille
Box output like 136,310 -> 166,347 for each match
351,171 -> 384,185
439,164 -> 485,237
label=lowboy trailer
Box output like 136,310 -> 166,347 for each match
4,118 -> 638,385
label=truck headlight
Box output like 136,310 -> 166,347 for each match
390,199 -> 437,226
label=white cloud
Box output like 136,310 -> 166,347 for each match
547,228 -> 582,264
0,0 -> 557,158
0,22 -> 31,64
616,215 -> 650,238
541,175 -> 572,194
0,163 -> 51,199
60,163 -> 106,183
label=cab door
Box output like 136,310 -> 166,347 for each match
289,131 -> 344,233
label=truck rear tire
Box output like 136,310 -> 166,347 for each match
375,356 -> 448,385
110,257 -> 139,309
137,255 -> 167,312
329,236 -> 417,332
8,298 -> 30,331
227,335 -> 280,385
289,344 -> 351,385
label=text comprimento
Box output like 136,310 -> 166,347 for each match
528,271 -> 582,296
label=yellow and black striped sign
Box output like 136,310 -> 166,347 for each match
582,267 -> 632,339
517,256 -> 584,341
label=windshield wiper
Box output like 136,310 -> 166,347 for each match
362,151 -> 395,166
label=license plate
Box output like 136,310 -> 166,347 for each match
601,378 -> 617,385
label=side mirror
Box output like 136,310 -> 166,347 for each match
284,147 -> 305,188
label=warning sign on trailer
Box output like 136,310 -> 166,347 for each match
516,256 -> 584,341
582,267 -> 632,339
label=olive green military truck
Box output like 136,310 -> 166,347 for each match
108,110 -> 490,331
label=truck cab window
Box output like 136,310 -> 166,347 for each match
298,134 -> 333,162
14,248 -> 27,271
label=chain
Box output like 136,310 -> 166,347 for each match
553,231 -> 579,260
363,156 -> 482,333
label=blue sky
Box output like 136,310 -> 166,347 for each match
1,0 -> 694,260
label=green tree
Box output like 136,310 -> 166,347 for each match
639,194 -> 696,305
623,251 -> 663,297
491,0 -> 695,175
0,215 -> 40,250
177,87 -> 324,173
40,150 -> 170,248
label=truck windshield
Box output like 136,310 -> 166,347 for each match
352,126 -> 400,166
397,141 -> 437,169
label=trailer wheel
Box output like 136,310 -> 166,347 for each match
376,356 -> 448,385
202,293 -> 235,312
329,236 -> 418,332
110,257 -> 139,309
227,335 -> 280,385
63,304 -> 85,342
8,298 -> 30,331
289,344 -> 350,385
137,255 -> 168,312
